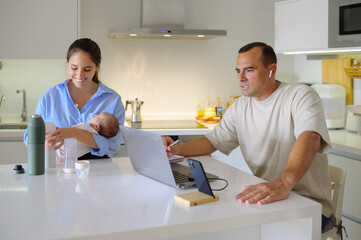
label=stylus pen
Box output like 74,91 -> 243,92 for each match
169,140 -> 179,147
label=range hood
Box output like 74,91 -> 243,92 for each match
108,0 -> 227,40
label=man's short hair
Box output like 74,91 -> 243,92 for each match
99,112 -> 119,138
238,42 -> 277,67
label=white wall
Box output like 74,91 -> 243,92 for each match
0,0 -> 299,119
0,59 -> 68,117
294,55 -> 323,84
80,0 -> 296,119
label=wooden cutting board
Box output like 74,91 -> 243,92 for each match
322,59 -> 353,105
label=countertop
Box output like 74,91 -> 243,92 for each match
328,130 -> 361,159
0,156 -> 321,240
1,122 -> 361,157
124,119 -> 213,135
0,129 -> 26,142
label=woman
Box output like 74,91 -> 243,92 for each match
24,38 -> 124,158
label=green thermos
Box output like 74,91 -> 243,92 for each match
27,114 -> 45,175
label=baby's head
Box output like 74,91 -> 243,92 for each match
90,112 -> 119,138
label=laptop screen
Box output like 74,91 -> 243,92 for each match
119,126 -> 178,188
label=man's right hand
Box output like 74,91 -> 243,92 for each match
162,136 -> 179,158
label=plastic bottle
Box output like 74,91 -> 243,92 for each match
45,122 -> 56,168
27,114 -> 45,175
63,138 -> 77,173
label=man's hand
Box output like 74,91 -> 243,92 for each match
235,178 -> 292,205
236,131 -> 322,205
162,136 -> 179,158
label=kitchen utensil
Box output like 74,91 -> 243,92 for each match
27,114 -> 45,175
345,105 -> 361,133
125,98 -> 144,129
75,160 -> 90,178
204,106 -> 216,120
63,138 -> 77,173
45,122 -> 56,168
312,83 -> 346,129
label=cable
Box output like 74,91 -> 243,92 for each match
208,177 -> 228,191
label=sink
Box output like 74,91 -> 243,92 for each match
0,116 -> 28,129
0,123 -> 28,129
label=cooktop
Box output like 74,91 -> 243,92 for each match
126,119 -> 206,129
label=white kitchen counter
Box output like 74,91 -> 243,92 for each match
0,129 -> 25,142
328,130 -> 361,159
0,156 -> 321,240
124,119 -> 212,135
1,125 -> 361,160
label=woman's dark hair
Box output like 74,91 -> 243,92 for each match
238,42 -> 277,67
67,38 -> 102,83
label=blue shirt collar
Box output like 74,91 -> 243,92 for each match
62,79 -> 113,95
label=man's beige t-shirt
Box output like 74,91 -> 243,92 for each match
206,82 -> 333,216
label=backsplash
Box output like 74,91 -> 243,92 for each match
1,0 -> 331,121
0,59 -> 68,117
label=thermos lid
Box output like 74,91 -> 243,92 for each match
13,164 -> 25,174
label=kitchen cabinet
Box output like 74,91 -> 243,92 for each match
0,0 -> 78,59
0,130 -> 27,165
0,141 -> 27,165
274,0 -> 328,53
328,152 -> 361,240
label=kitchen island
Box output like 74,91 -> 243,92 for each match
0,156 -> 321,240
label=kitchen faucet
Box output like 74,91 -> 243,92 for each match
16,89 -> 27,122
0,95 -> 5,122
0,95 -> 5,108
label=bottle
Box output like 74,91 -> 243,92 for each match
27,114 -> 45,175
63,138 -> 77,173
196,98 -> 205,120
45,122 -> 56,168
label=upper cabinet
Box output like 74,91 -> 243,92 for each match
274,0 -> 328,53
275,0 -> 361,54
0,0 -> 78,59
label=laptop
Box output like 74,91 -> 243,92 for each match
119,126 -> 217,189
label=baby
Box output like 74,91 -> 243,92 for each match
57,112 -> 119,160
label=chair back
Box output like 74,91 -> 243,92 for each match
328,164 -> 346,223
322,164 -> 347,240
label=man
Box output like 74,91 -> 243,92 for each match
164,42 -> 333,232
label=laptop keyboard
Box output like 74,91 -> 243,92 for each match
172,171 -> 189,184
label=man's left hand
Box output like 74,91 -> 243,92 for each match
235,179 -> 292,205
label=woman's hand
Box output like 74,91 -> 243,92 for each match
47,127 -> 98,149
47,128 -> 74,150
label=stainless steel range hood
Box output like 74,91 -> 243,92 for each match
108,0 -> 227,40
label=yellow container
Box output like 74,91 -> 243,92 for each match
204,107 -> 216,119
197,110 -> 205,120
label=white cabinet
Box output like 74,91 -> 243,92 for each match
274,0 -> 328,53
0,0 -> 78,59
0,141 -> 27,165
328,152 -> 361,240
